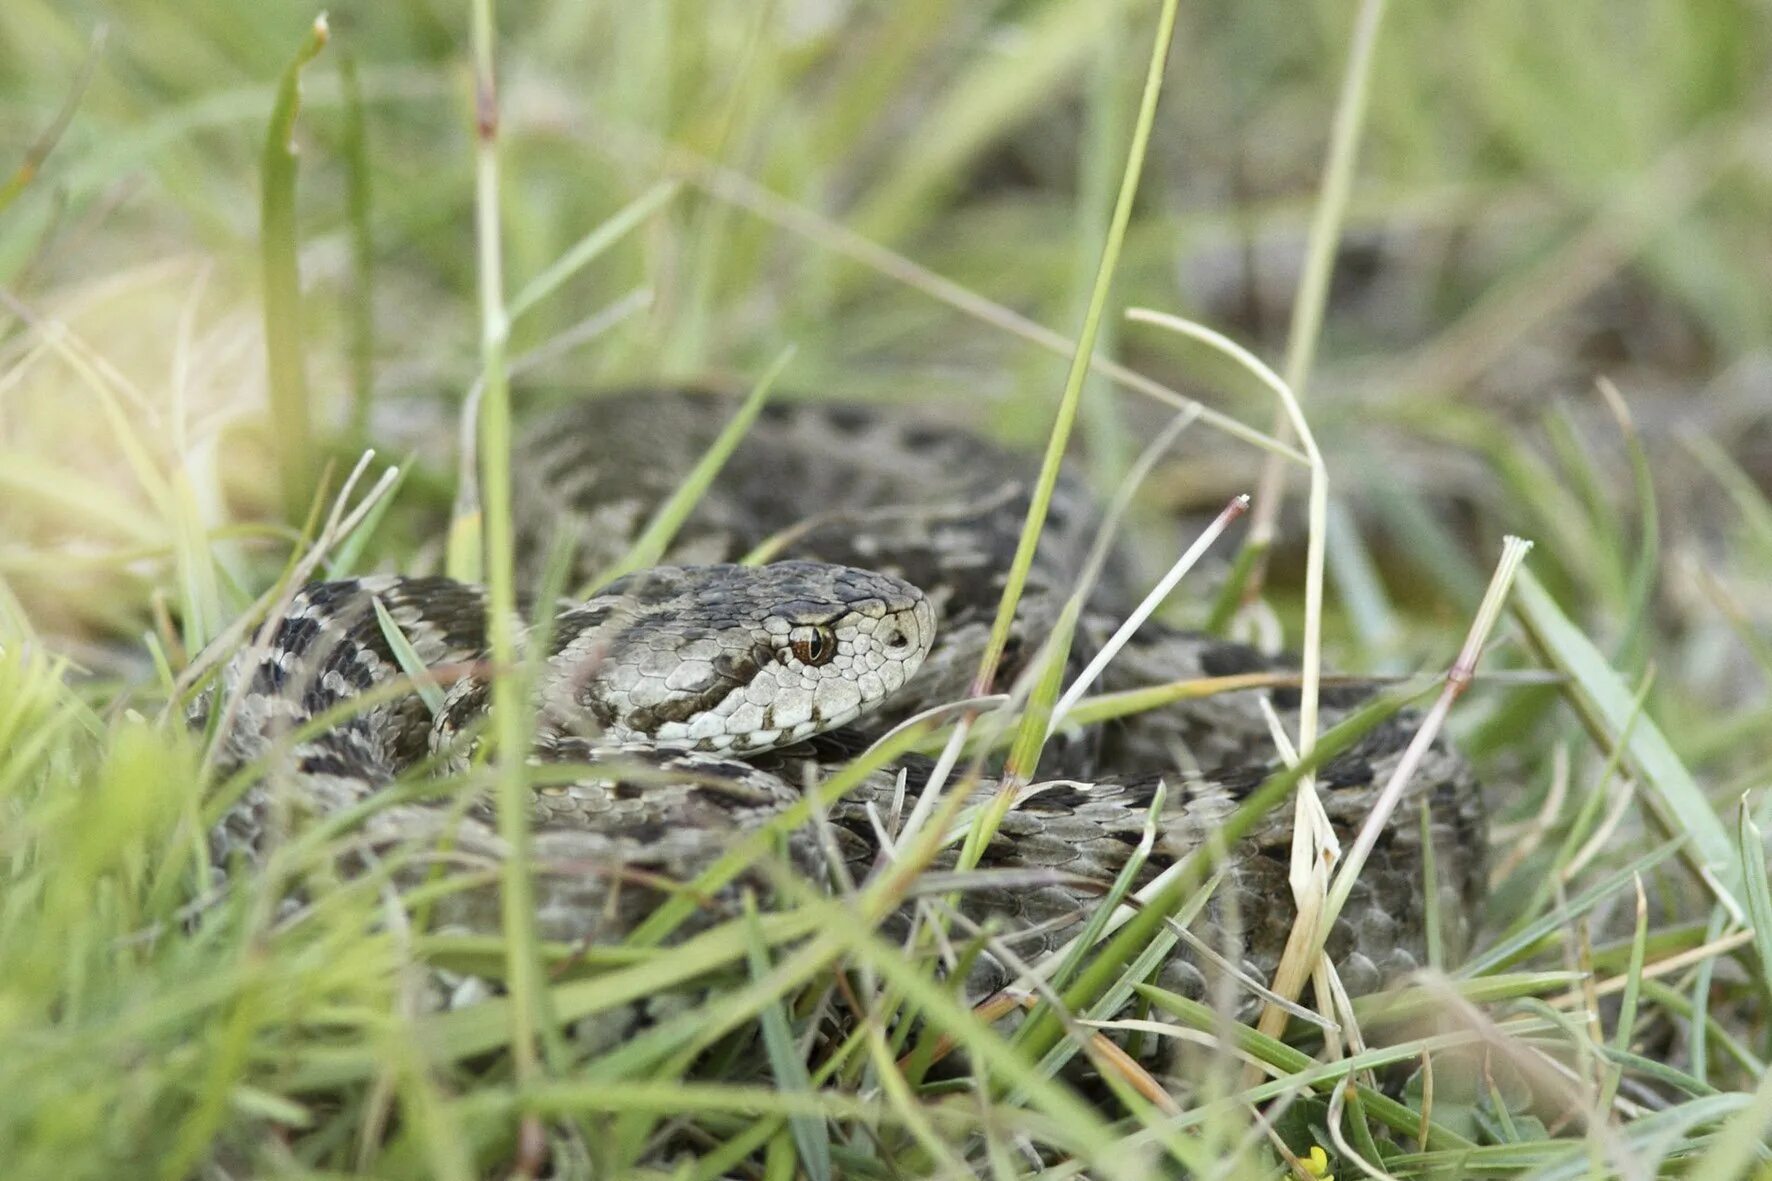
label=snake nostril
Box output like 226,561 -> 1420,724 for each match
882,626 -> 909,654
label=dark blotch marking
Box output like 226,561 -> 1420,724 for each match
553,602 -> 617,653
901,425 -> 951,451
273,613 -> 322,659
1198,642 -> 1271,679
821,404 -> 874,435
616,819 -> 670,846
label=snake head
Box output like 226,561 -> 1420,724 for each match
547,561 -> 935,754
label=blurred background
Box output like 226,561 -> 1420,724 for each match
2,0 -> 1769,776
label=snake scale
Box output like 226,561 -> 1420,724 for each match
206,387 -> 1486,1010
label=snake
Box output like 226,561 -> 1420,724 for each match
203,387 -> 1486,1012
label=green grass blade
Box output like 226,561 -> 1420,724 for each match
585,346 -> 792,594
1679,1064 -> 1772,1181
339,50 -> 375,445
970,0 -> 1182,696
259,14 -> 329,524
1134,985 -> 1480,1151
1010,686 -> 1412,1069
506,179 -> 680,325
744,897 -> 831,1181
1512,567 -> 1743,918
370,595 -> 445,716
1459,836 -> 1686,977
1737,800 -> 1772,1008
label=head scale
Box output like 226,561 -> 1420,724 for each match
547,561 -> 935,753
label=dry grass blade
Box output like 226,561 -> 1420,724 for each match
1325,537 -> 1534,930
0,24 -> 106,214
1049,493 -> 1249,733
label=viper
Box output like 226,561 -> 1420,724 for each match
202,387 -> 1485,1008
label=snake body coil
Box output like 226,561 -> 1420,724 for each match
207,388 -> 1486,1004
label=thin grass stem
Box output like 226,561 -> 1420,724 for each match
467,0 -> 546,1143
970,0 -> 1183,697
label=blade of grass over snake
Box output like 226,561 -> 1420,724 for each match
1008,686 -> 1418,1072
970,0 -> 1182,698
1022,868 -> 1209,1092
950,598 -> 1080,948
1041,782 -> 1164,994
817,900 -> 1158,1176
1124,307 -> 1338,1046
584,345 -> 792,595
575,921 -> 851,1085
467,0 -> 546,1139
260,15 -> 329,524
1132,986 -> 1481,1151
283,908 -> 830,1090
1512,568 -> 1744,919
1324,537 -> 1532,932
1049,493 -> 1249,733
1124,308 -> 1328,764
743,897 -> 831,1181
624,712 -> 934,947
370,596 -> 446,717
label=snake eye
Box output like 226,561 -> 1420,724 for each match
788,624 -> 837,667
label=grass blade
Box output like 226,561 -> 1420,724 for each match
585,347 -> 792,594
506,179 -> 680,325
1737,799 -> 1772,1007
260,14 -> 329,524
339,50 -> 375,445
970,0 -> 1183,697
743,897 -> 831,1181
1512,567 -> 1743,919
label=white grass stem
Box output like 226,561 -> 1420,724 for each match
1049,493 -> 1248,734
1324,536 -> 1534,930
1126,309 -> 1328,763
1071,407 -> 1201,596
889,717 -> 973,859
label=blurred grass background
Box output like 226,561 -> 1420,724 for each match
4,0 -> 1772,1176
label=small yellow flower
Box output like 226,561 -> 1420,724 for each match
1302,1145 -> 1335,1181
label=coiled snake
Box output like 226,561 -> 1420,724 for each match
206,388 -> 1485,1006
